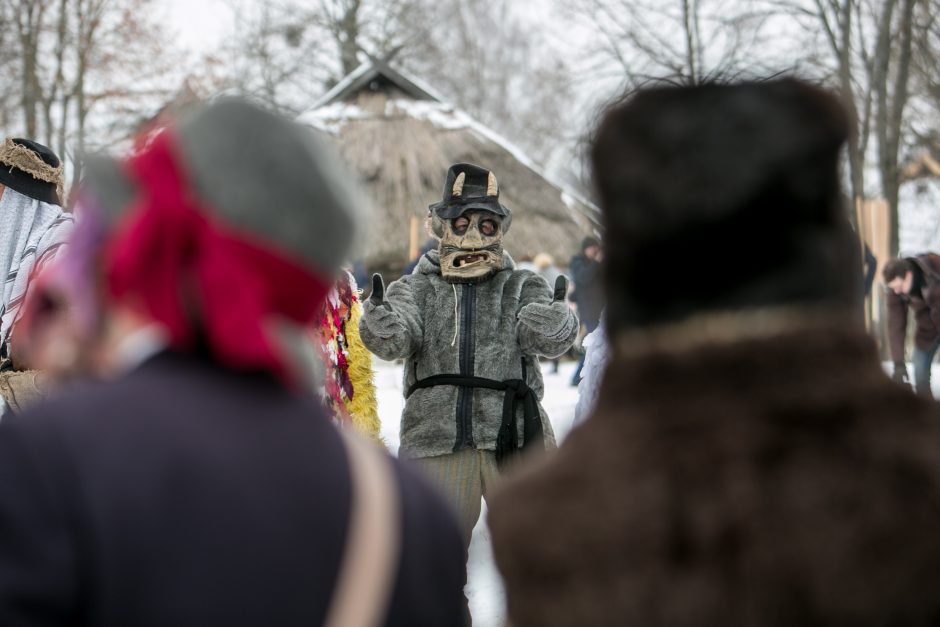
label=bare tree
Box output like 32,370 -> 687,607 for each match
561,0 -> 783,86
0,0 -> 181,188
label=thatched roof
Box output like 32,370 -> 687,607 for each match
298,59 -> 598,272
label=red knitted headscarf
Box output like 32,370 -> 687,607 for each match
105,130 -> 330,386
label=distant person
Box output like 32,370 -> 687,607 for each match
533,252 -> 562,286
489,79 -> 940,625
0,99 -> 467,626
883,254 -> 940,397
569,236 -> 603,384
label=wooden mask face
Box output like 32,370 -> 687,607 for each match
438,211 -> 504,282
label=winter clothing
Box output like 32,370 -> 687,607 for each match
0,351 -> 467,627
574,316 -> 608,421
410,448 -> 500,545
0,138 -> 63,205
0,182 -> 73,356
568,252 -> 602,332
886,253 -> 940,396
315,271 -> 381,439
360,250 -> 577,460
490,312 -> 940,626
0,98 -> 469,626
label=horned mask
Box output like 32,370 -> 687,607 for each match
428,163 -> 512,283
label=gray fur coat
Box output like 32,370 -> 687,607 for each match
360,251 -> 579,459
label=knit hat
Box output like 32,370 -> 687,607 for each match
0,138 -> 64,205
430,163 -> 511,229
591,79 -> 860,330
84,97 -> 369,385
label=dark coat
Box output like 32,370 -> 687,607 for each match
887,253 -> 940,361
0,351 -> 466,627
489,316 -> 940,626
568,253 -> 603,331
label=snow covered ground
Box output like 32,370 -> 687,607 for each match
375,357 -> 581,627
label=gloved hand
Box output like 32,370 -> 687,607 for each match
361,274 -> 406,338
518,276 -> 573,338
892,361 -> 910,384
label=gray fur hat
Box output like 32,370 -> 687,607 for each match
83,97 -> 368,276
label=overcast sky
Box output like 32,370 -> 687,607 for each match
163,0 -> 234,55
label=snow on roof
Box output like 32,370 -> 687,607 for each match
296,59 -> 600,220
311,62 -> 374,110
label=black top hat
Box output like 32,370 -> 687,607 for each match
0,138 -> 63,205
429,163 -> 510,220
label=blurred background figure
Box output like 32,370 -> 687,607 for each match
0,98 -> 467,626
0,137 -> 73,414
568,236 -> 603,385
883,253 -> 940,397
489,79 -> 940,626
313,270 -> 382,440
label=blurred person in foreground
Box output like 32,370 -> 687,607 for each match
0,138 -> 74,413
883,254 -> 940,398
0,98 -> 467,627
488,79 -> 940,626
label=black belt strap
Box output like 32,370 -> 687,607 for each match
407,373 -> 543,468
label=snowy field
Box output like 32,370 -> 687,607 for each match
375,357 -> 581,627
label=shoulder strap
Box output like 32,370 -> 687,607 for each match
323,429 -> 401,627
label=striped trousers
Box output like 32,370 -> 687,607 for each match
411,448 -> 500,550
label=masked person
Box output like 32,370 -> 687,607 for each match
359,163 -> 579,583
0,99 -> 467,627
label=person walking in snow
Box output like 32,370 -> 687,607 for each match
359,163 -> 578,578
883,253 -> 940,397
568,236 -> 603,385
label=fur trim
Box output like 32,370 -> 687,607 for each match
487,171 -> 498,196
0,138 -> 64,202
346,296 -> 382,441
614,306 -> 853,357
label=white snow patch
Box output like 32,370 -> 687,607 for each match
297,102 -> 370,135
375,357 -> 580,627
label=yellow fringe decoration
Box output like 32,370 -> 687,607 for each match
346,297 -> 382,441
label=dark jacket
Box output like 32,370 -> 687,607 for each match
489,314 -> 940,626
886,253 -> 940,362
568,253 -> 603,331
0,351 -> 466,627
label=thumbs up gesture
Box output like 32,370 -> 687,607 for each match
517,274 -> 576,340
361,273 -> 405,339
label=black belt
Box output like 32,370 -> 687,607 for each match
407,374 -> 543,468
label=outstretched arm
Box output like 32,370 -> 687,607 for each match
516,274 -> 579,358
359,274 -> 424,361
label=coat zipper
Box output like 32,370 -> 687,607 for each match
454,283 -> 476,450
